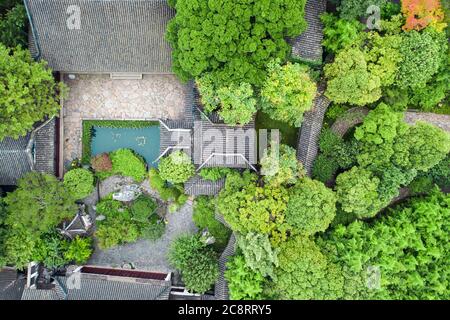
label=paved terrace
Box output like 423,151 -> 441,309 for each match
62,74 -> 190,167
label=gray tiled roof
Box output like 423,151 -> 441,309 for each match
26,0 -> 175,73
184,176 -> 225,196
0,268 -> 26,300
0,119 -> 56,186
297,85 -> 330,176
21,273 -> 171,300
289,0 -> 326,62
213,233 -> 236,300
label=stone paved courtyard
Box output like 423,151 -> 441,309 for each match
62,73 -> 189,167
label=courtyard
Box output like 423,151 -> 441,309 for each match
62,74 -> 190,168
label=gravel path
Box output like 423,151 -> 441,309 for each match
87,176 -> 198,272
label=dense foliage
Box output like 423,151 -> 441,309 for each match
261,61 -> 317,127
193,196 -> 231,251
196,76 -> 257,125
63,168 -> 94,200
168,234 -> 219,294
260,144 -> 304,186
321,13 -> 364,54
320,191 -> 450,299
4,172 -> 76,237
401,0 -> 446,31
268,236 -> 344,300
236,232 -> 279,278
217,171 -> 290,246
225,254 -> 265,300
109,149 -> 147,182
167,0 -> 307,86
285,178 -> 337,235
158,151 -> 195,184
95,196 -> 163,249
0,45 -> 64,140
0,3 -> 26,48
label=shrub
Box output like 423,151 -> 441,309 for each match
63,236 -> 93,265
312,154 -> 339,183
193,196 -> 230,251
110,149 -> 147,182
261,61 -> 317,127
141,219 -> 166,241
131,196 -> 157,223
338,0 -> 388,20
95,199 -> 140,249
168,234 -> 219,294
199,167 -> 233,182
33,231 -> 70,269
225,255 -> 265,300
158,151 -> 195,184
63,168 -> 94,200
91,153 -> 113,172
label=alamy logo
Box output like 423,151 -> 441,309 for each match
66,5 -> 81,30
366,5 -> 381,30
367,266 -> 381,290
66,272 -> 81,290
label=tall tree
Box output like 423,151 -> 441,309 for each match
0,45 -> 64,140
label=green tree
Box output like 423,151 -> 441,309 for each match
285,178 -> 337,236
225,255 -> 265,300
396,29 -> 447,89
167,0 -> 307,86
63,168 -> 94,200
0,45 -> 65,140
269,236 -> 344,300
236,232 -> 279,278
325,47 -> 382,106
335,167 -> 381,219
217,174 -> 290,246
321,13 -> 364,53
168,234 -> 219,294
260,144 -> 304,186
320,191 -> 450,299
338,0 -> 388,20
393,122 -> 450,172
0,3 -> 27,48
4,172 -> 77,237
63,236 -> 93,265
261,61 -> 317,127
216,83 -> 257,125
158,151 -> 195,184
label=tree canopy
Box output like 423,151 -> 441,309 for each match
166,0 -> 307,86
0,45 -> 64,140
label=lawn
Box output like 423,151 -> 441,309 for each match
255,111 -> 298,148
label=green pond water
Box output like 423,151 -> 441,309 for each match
91,126 -> 160,167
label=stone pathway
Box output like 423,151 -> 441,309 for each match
62,74 -> 189,168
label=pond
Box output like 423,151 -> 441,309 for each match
91,125 -> 160,167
